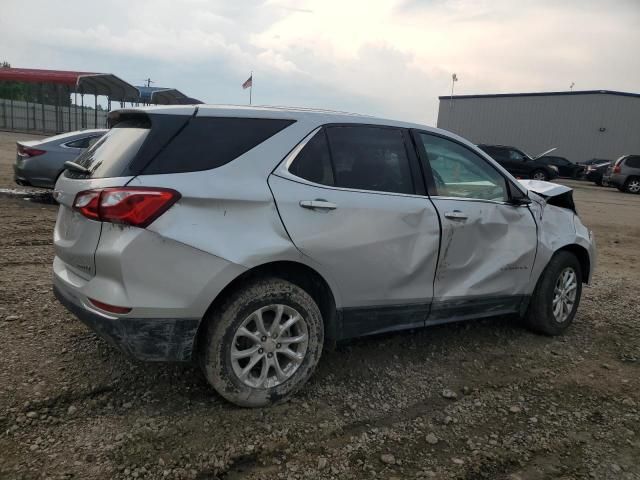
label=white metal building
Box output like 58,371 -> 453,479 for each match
437,90 -> 640,163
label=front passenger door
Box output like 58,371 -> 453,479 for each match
414,132 -> 538,323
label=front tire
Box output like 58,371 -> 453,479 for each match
199,278 -> 324,407
524,251 -> 582,336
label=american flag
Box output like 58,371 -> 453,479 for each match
242,75 -> 253,89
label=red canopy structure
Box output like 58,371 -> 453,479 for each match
0,67 -> 141,132
0,67 -> 139,101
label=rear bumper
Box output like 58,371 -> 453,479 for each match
13,160 -> 55,188
606,174 -> 626,188
53,281 -> 199,362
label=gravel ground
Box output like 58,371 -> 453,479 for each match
0,130 -> 639,480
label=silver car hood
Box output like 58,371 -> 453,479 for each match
518,179 -> 572,198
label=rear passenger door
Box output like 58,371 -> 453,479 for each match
413,131 -> 538,323
269,125 -> 441,338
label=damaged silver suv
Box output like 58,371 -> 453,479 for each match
53,106 -> 596,407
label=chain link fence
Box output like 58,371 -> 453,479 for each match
0,98 -> 108,134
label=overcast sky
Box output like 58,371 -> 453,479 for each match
1,0 -> 638,124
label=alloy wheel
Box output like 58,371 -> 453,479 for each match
230,304 -> 309,389
533,171 -> 547,181
627,179 -> 640,193
552,267 -> 577,323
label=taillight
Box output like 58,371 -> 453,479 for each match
17,145 -> 46,157
613,164 -> 621,174
73,190 -> 101,221
73,187 -> 180,227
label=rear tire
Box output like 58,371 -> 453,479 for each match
199,278 -> 324,407
531,170 -> 548,181
524,251 -> 582,336
624,177 -> 640,194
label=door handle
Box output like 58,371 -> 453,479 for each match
299,199 -> 337,211
444,210 -> 468,220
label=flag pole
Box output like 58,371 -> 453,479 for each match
249,71 -> 253,105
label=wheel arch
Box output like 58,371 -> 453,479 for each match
193,260 -> 339,359
556,244 -> 591,284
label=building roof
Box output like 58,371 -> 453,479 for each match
136,86 -> 203,105
439,89 -> 640,100
0,67 -> 140,101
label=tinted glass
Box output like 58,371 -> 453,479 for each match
481,146 -> 507,161
289,130 -> 334,186
65,136 -> 97,149
143,117 -> 294,174
626,156 -> 640,169
66,125 -> 149,179
508,149 -> 525,161
419,134 -> 508,201
326,126 -> 414,194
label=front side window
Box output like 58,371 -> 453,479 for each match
509,149 -> 526,161
326,126 -> 414,194
419,133 -> 508,201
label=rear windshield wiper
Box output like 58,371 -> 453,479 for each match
64,161 -> 90,174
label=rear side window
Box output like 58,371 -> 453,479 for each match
65,135 -> 101,149
327,126 -> 414,194
289,131 -> 334,186
143,117 -> 295,175
626,156 -> 640,169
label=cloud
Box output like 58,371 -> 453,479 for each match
0,0 -> 638,124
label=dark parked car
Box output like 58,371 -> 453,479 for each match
477,144 -> 559,181
603,155 -> 640,193
538,155 -> 584,178
583,160 -> 612,186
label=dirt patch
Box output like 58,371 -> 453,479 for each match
0,131 -> 638,479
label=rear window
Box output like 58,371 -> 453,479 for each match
65,122 -> 149,179
142,117 -> 295,175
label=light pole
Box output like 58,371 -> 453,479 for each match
450,73 -> 458,130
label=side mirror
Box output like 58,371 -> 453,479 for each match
509,195 -> 532,206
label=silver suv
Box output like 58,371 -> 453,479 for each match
604,155 -> 640,193
53,106 -> 596,407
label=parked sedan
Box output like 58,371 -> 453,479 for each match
53,106 -> 595,407
603,155 -> 640,193
477,144 -> 559,181
538,155 -> 584,178
14,129 -> 106,188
